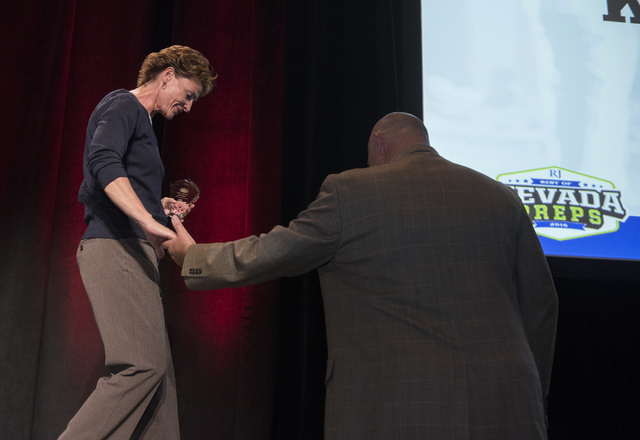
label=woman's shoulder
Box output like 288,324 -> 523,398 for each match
92,89 -> 147,124
98,89 -> 139,111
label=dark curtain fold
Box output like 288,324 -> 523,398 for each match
160,1 -> 284,438
545,271 -> 640,440
276,1 -> 422,438
0,1 -> 81,437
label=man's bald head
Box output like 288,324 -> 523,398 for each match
367,113 -> 430,166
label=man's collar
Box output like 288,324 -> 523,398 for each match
389,144 -> 439,163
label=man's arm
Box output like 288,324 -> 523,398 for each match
515,214 -> 559,398
166,175 -> 343,290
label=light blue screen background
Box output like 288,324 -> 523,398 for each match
421,0 -> 640,260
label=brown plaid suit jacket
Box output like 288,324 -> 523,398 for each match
183,145 -> 558,439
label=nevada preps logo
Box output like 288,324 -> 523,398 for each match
497,167 -> 628,240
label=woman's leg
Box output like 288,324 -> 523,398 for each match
58,238 -> 179,440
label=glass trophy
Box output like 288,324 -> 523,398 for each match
167,179 -> 200,217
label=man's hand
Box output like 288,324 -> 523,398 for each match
163,215 -> 196,267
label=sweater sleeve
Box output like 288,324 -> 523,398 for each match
86,95 -> 138,189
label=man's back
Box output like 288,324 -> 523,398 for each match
175,113 -> 558,439
318,147 -> 556,439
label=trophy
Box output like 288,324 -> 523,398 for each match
167,179 -> 200,218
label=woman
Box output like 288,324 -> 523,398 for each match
59,46 -> 216,440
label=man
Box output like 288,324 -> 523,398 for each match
164,112 -> 558,439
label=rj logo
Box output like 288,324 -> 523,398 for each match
603,0 -> 640,23
550,169 -> 561,178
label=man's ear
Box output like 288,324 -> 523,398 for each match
372,133 -> 387,161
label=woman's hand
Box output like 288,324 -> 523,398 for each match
139,217 -> 176,259
104,178 -> 178,259
162,197 -> 195,220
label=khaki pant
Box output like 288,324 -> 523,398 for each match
58,238 -> 179,440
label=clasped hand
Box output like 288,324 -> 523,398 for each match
162,215 -> 196,267
162,197 -> 194,220
142,199 -> 195,260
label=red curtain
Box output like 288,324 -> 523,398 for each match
0,0 -> 283,438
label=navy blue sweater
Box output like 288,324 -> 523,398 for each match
79,89 -> 167,240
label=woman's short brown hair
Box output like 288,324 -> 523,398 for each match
137,45 -> 217,96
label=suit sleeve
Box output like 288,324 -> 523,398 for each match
182,175 -> 343,290
514,212 -> 559,399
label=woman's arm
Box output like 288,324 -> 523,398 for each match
104,177 -> 176,258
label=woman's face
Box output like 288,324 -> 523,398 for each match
158,73 -> 203,120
